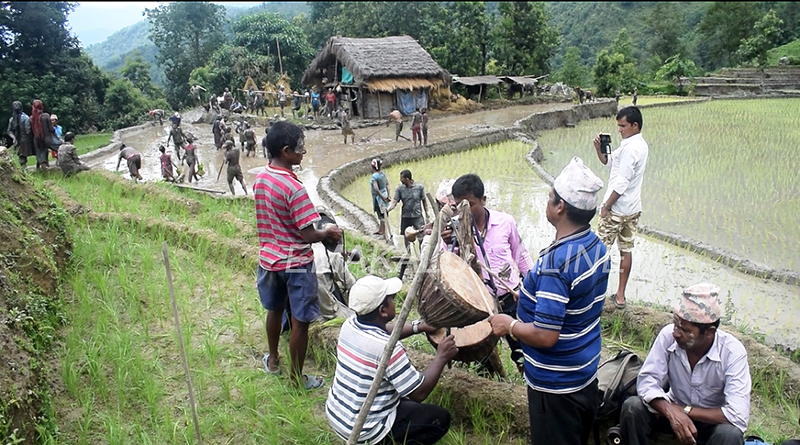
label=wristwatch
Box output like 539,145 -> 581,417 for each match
411,320 -> 421,334
683,405 -> 693,415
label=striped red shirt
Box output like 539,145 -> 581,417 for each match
254,165 -> 320,271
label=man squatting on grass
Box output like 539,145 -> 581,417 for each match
326,275 -> 458,445
490,156 -> 610,445
620,283 -> 751,445
253,121 -> 343,390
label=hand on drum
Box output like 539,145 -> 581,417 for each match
435,334 -> 459,362
488,313 -> 514,336
440,224 -> 453,244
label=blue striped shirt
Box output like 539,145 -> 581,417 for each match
518,226 -> 610,394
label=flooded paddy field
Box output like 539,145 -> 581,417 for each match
341,140 -> 800,350
536,98 -> 800,275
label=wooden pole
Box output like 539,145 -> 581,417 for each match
346,207 -> 446,445
162,242 -> 203,445
276,37 -> 283,75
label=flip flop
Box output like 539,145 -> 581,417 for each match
262,353 -> 280,375
303,374 -> 324,390
609,294 -> 626,310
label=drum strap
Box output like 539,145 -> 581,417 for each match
472,210 -> 499,298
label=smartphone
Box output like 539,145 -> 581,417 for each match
600,133 -> 612,155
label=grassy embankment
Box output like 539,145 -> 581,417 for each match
44,170 -> 525,445
23,132 -> 113,167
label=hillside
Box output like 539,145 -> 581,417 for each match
84,2 -> 310,87
546,1 -> 710,71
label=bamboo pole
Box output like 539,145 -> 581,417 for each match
346,206 -> 445,445
162,242 -> 203,445
276,37 -> 283,75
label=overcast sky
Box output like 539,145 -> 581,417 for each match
68,2 -> 268,46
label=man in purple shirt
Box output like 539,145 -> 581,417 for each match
620,283 -> 750,445
442,173 -> 534,373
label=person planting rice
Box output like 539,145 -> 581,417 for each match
115,143 -> 143,181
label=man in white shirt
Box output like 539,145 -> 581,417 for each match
593,106 -> 649,309
620,283 -> 751,445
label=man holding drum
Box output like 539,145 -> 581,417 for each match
489,157 -> 610,445
442,173 -> 534,374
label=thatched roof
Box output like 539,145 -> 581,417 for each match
302,36 -> 450,89
453,75 -> 502,86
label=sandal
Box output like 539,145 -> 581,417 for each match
262,353 -> 280,375
609,294 -> 626,310
303,374 -> 324,390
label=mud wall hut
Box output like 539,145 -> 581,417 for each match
301,36 -> 451,119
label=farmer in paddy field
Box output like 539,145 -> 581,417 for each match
222,140 -> 246,195
253,120 -> 342,390
115,143 -> 143,181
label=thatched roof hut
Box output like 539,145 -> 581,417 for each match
302,36 -> 451,119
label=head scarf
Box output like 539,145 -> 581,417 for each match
31,99 -> 44,139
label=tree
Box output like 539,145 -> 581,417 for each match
120,52 -> 159,98
104,78 -> 148,129
655,55 -> 698,95
698,2 -> 762,70
646,2 -> 687,62
0,1 -> 78,72
427,2 -> 493,77
610,28 -> 637,66
195,45 -> 273,96
492,2 -> 560,75
736,9 -> 784,68
556,46 -> 590,87
145,2 -> 227,108
233,12 -> 313,88
593,49 -> 639,96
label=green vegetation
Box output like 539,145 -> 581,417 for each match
767,39 -> 800,65
537,98 -> 800,273
74,133 -> 113,155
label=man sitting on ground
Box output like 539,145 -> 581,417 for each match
620,283 -> 751,445
326,275 -> 458,445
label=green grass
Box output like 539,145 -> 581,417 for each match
536,98 -> 800,274
767,39 -> 800,66
45,170 -> 522,444
75,132 -> 113,155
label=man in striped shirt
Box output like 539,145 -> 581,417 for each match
326,275 -> 458,444
490,157 -> 609,445
254,121 -> 342,390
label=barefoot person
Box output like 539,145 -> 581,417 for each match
222,141 -> 247,195
254,121 -> 342,390
115,143 -> 143,181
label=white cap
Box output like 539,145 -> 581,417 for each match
348,275 -> 403,316
435,179 -> 456,205
553,156 -> 604,210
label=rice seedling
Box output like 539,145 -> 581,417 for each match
536,98 -> 800,275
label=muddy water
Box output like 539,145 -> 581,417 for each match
341,142 -> 800,350
96,102 -> 573,214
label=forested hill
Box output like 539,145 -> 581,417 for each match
546,2 -> 711,69
84,2 -> 310,86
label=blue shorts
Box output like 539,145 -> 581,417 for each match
257,262 -> 319,323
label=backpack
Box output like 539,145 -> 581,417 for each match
596,349 -> 643,420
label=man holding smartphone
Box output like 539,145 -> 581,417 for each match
593,106 -> 649,310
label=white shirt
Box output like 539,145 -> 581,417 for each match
603,132 -> 648,216
637,325 -> 751,432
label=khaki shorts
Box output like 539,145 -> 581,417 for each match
597,211 -> 641,253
